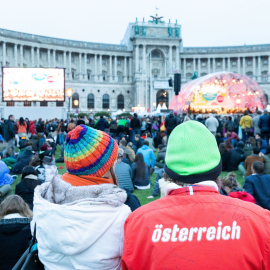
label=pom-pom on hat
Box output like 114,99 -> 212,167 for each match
164,121 -> 222,184
64,125 -> 118,177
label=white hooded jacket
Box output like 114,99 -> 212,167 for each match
32,175 -> 131,270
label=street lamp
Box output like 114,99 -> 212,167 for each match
123,108 -> 126,112
66,88 -> 73,119
236,98 -> 241,112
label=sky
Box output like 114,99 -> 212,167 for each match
0,0 -> 269,47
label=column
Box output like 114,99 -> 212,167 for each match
258,56 -> 261,82
183,58 -> 186,81
227,58 -> 230,72
114,56 -> 117,81
84,53 -> 87,80
47,49 -> 50,68
242,57 -> 246,76
14,44 -> 17,67
213,58 -> 216,72
69,52 -> 72,80
143,45 -> 146,73
169,45 -> 172,74
268,56 -> 270,82
176,46 -> 180,72
52,50 -> 55,67
2,42 -> 6,66
198,58 -> 201,76
94,54 -> 97,81
222,58 -> 225,70
135,45 -> 139,72
63,51 -> 66,72
20,45 -> 23,67
193,58 -> 195,73
31,47 -> 34,67
79,53 -> 82,80
36,48 -> 39,67
129,57 -> 132,81
124,57 -> 127,82
207,58 -> 210,74
109,55 -> 112,82
253,56 -> 256,80
237,57 -> 240,73
99,54 -> 102,81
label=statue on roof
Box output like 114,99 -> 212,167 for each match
149,11 -> 165,24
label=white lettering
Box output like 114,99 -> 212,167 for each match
152,224 -> 163,242
206,226 -> 216,241
161,228 -> 172,242
216,221 -> 222,240
188,227 -> 198,242
222,226 -> 231,240
179,228 -> 189,242
197,227 -> 207,241
231,221 -> 241,240
171,224 -> 180,242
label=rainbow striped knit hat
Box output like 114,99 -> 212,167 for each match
64,125 -> 118,177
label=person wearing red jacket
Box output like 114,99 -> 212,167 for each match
28,121 -> 36,136
122,121 -> 270,270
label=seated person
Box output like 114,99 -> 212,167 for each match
144,132 -> 156,152
244,161 -> 270,210
227,141 -> 245,172
126,142 -> 136,160
15,166 -> 43,210
256,137 -> 267,155
115,148 -> 134,192
131,153 -> 151,189
221,172 -> 256,204
30,134 -> 39,152
134,134 -> 144,151
244,147 -> 264,177
215,133 -> 223,146
219,143 -> 230,171
12,146 -> 33,174
38,133 -> 46,150
0,160 -> 14,203
119,139 -> 134,163
137,141 -> 156,168
243,139 -> 253,159
224,129 -> 240,147
155,144 -> 166,168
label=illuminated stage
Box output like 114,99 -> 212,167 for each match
169,72 -> 267,114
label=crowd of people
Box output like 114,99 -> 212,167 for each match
0,110 -> 270,269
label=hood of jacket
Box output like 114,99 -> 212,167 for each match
33,175 -> 131,269
0,217 -> 31,235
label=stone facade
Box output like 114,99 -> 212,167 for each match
0,18 -> 269,113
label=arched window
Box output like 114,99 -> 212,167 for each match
152,49 -> 161,58
102,94 -> 110,109
87,94 -> 95,109
117,94 -> 124,109
72,93 -> 79,109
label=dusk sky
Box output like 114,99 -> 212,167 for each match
1,0 -> 269,47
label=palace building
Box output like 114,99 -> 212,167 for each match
0,16 -> 269,114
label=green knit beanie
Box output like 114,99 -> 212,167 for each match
164,120 -> 221,183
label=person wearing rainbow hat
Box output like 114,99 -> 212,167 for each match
33,125 -> 131,270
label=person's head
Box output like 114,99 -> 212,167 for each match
227,129 -> 233,136
244,110 -> 249,116
127,142 -> 133,148
64,125 -> 118,184
236,141 -> 244,149
70,119 -> 74,123
264,110 -> 268,114
255,133 -> 262,140
143,141 -> 149,147
41,144 -> 48,151
219,143 -> 227,155
170,111 -> 174,116
19,117 -> 24,125
155,132 -> 161,138
158,144 -> 164,152
222,173 -> 238,194
257,139 -> 263,149
80,116 -> 83,119
146,132 -> 151,138
22,165 -> 39,180
0,195 -> 33,219
8,115 -> 14,121
252,147 -> 260,155
135,134 -> 140,141
257,111 -> 262,115
163,121 -> 221,186
120,139 -> 127,147
134,113 -> 138,118
245,139 -> 252,146
134,153 -> 146,180
224,139 -> 233,149
228,116 -> 232,121
39,118 -> 42,122
252,161 -> 264,174
216,133 -> 221,138
29,155 -> 40,167
117,148 -> 124,164
100,115 -> 104,119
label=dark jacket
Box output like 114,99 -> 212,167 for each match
130,117 -> 141,129
135,138 -> 144,151
258,114 -> 270,132
156,147 -> 166,164
131,162 -> 150,187
243,143 -> 253,159
30,135 -> 39,152
165,115 -> 177,132
12,147 -> 33,174
0,217 -> 32,270
244,174 -> 270,210
228,147 -> 245,171
124,189 -> 141,212
3,119 -> 15,141
110,120 -> 117,133
15,178 -> 43,210
38,137 -> 46,151
153,135 -> 163,148
96,118 -> 108,131
76,119 -> 85,126
36,121 -> 44,133
221,150 -> 230,171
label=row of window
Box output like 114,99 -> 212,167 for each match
71,93 -> 124,109
6,101 -> 64,107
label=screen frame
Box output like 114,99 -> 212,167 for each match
2,67 -> 66,102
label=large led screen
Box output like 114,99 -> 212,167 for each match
2,68 -> 65,101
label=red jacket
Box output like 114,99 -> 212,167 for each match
29,121 -> 36,135
122,185 -> 270,270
